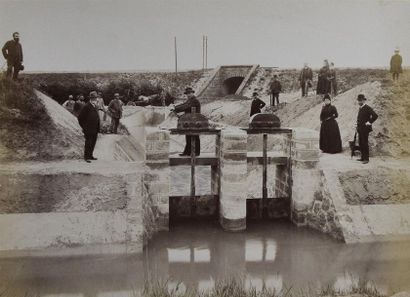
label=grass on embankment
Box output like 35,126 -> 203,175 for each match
0,76 -> 82,162
141,278 -> 386,297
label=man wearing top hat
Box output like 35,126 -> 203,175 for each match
390,47 -> 403,81
78,91 -> 100,163
356,94 -> 378,164
171,87 -> 201,156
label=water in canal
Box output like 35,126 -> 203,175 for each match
1,221 -> 410,296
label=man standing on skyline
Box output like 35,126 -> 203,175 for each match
299,63 -> 313,97
390,47 -> 403,81
2,32 -> 24,80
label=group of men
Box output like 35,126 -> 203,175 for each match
75,87 -> 199,162
74,91 -> 124,162
0,31 -> 400,164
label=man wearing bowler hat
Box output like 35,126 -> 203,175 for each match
250,91 -> 266,117
171,87 -> 201,156
78,91 -> 100,163
356,94 -> 378,164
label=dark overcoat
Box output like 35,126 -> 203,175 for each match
174,96 -> 201,114
319,104 -> 342,153
250,98 -> 266,116
78,102 -> 100,135
390,54 -> 403,73
357,104 -> 378,132
2,40 -> 23,64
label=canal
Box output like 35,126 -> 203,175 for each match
1,221 -> 410,296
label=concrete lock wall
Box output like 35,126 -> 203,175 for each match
143,128 -> 170,233
0,167 -> 145,254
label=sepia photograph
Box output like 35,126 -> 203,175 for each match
0,0 -> 409,296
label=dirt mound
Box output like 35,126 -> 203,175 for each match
0,79 -> 83,162
279,81 -> 382,144
276,70 -> 410,157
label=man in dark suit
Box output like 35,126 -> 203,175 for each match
390,47 -> 403,81
269,75 -> 282,106
356,94 -> 378,164
2,32 -> 24,80
78,91 -> 100,163
299,63 -> 313,97
171,87 -> 201,156
250,91 -> 266,117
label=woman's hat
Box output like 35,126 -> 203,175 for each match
323,94 -> 331,100
357,94 -> 366,101
252,91 -> 259,97
184,87 -> 195,94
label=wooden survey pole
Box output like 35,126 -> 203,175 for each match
174,37 -> 178,75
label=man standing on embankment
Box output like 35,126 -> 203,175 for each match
78,91 -> 100,163
390,47 -> 403,81
356,94 -> 378,164
2,32 -> 24,80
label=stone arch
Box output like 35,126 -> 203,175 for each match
222,76 -> 245,95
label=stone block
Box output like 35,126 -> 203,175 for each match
292,128 -> 319,140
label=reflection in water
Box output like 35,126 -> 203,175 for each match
334,272 -> 360,293
1,221 -> 410,296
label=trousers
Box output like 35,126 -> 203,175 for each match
84,133 -> 98,159
358,128 -> 370,161
183,135 -> 200,155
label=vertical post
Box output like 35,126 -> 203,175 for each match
202,35 -> 205,71
190,134 -> 196,197
262,133 -> 267,199
205,36 -> 208,70
190,106 -> 197,215
174,36 -> 178,75
262,133 -> 268,218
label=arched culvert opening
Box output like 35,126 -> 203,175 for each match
222,76 -> 245,95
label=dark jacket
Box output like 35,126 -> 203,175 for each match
2,40 -> 23,64
299,67 -> 313,82
320,104 -> 338,122
108,99 -> 123,119
250,97 -> 266,116
390,54 -> 403,73
78,102 -> 100,135
269,80 -> 282,94
174,96 -> 201,114
357,104 -> 378,132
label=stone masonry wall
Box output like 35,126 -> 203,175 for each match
290,128 -> 344,241
200,66 -> 253,98
143,128 -> 170,235
219,129 -> 248,231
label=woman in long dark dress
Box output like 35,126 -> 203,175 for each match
317,60 -> 331,95
319,94 -> 342,153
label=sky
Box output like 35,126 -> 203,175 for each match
0,0 -> 409,72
